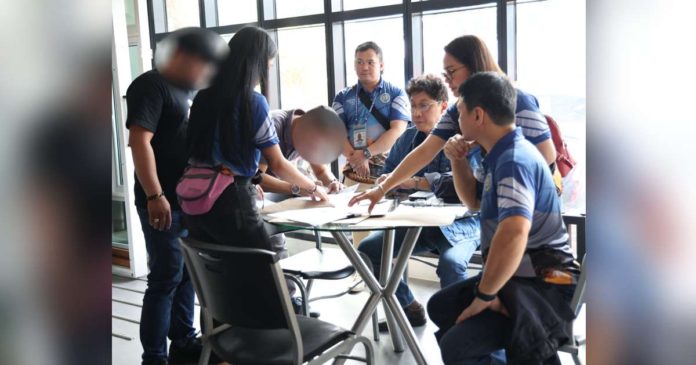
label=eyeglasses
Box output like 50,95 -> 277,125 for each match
442,66 -> 467,81
410,101 -> 438,114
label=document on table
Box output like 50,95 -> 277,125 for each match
266,199 -> 392,226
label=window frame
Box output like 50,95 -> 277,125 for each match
144,0 -> 581,184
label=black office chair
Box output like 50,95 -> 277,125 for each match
181,238 -> 374,365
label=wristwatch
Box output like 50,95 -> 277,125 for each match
290,184 -> 301,196
362,148 -> 372,159
474,285 -> 497,302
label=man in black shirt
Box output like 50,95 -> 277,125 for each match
125,28 -> 226,365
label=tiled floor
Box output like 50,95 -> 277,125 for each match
112,238 -> 585,364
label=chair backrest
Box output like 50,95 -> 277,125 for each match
570,254 -> 587,316
180,237 -> 300,331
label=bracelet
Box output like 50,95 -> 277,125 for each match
147,191 -> 164,201
474,285 -> 497,302
376,184 -> 386,195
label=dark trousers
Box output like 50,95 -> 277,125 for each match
184,180 -> 295,295
137,208 -> 196,362
427,276 -> 563,365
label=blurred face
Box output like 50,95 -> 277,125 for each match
442,53 -> 471,97
292,114 -> 346,165
409,91 -> 447,133
456,98 -> 484,142
173,51 -> 216,89
354,49 -> 383,86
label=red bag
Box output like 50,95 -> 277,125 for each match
545,115 -> 576,178
176,165 -> 235,215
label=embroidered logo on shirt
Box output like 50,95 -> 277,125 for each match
379,92 -> 391,104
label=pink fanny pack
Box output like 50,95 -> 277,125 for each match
176,165 -> 235,215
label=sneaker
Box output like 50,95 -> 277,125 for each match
348,272 -> 365,293
291,296 -> 321,318
168,337 -> 223,364
291,296 -> 304,315
378,300 -> 427,332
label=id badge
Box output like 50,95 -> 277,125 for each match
353,126 -> 367,148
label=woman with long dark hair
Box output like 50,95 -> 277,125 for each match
184,26 -> 327,250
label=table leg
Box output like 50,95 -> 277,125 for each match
330,231 -> 384,365
380,229 -> 405,352
382,227 -> 429,365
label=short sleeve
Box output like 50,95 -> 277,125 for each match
331,92 -> 347,125
515,92 -> 550,144
495,161 -> 536,222
251,93 -> 279,149
389,89 -> 411,123
125,76 -> 164,132
430,104 -> 459,141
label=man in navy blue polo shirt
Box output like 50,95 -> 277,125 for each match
427,72 -> 579,365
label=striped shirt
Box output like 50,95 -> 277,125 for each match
479,128 -> 575,277
212,91 -> 279,176
332,78 -> 411,147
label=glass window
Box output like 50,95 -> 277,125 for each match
421,6 -> 498,102
341,0 -> 401,11
275,0 -> 324,18
277,25 -> 328,110
216,0 -> 257,26
165,0 -> 200,31
516,0 -> 586,210
112,200 -> 129,246
343,16 -> 405,89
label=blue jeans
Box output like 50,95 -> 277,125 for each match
357,226 -> 479,307
137,208 -> 196,362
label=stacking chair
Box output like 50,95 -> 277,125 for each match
558,254 -> 587,365
181,237 -> 374,365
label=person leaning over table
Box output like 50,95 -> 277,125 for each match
257,106 -> 345,197
331,40 -> 410,291
427,72 -> 579,365
255,105 -> 346,313
356,74 -> 481,332
349,35 -> 556,217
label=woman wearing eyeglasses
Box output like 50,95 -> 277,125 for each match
358,74 -> 481,331
350,35 -> 556,212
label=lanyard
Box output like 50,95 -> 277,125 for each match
354,84 -> 377,127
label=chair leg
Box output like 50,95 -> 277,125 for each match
372,310 -> 379,341
358,336 -> 375,365
198,341 -> 212,365
284,273 -> 309,315
306,278 -> 315,297
572,353 -> 582,365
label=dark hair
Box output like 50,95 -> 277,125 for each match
458,72 -> 516,126
187,26 -> 277,164
406,74 -> 448,103
355,41 -> 383,62
444,35 -> 502,75
173,27 -> 228,62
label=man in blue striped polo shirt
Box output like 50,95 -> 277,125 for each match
427,72 -> 579,365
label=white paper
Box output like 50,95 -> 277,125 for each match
268,207 -> 352,226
